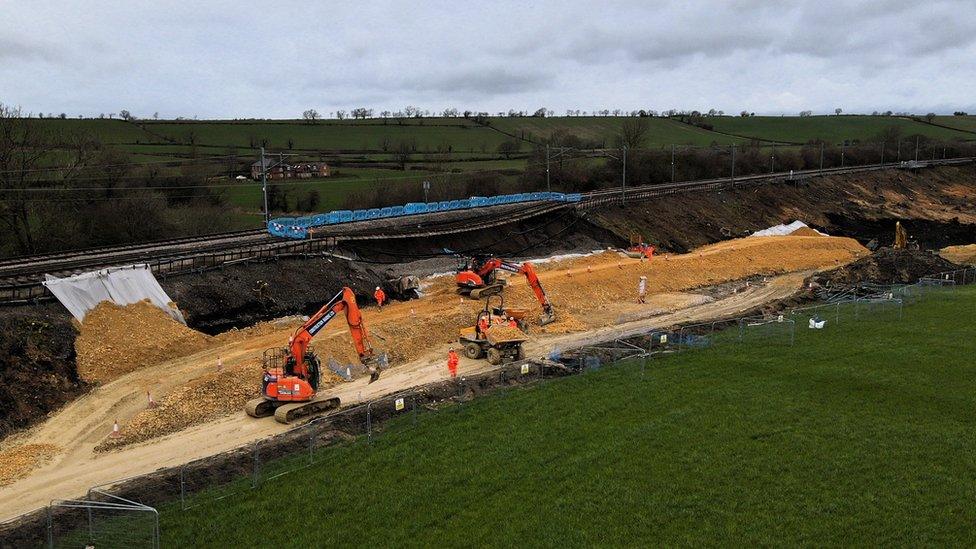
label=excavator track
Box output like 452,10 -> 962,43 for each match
273,396 -> 341,424
245,397 -> 280,418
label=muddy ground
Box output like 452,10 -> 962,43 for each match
0,165 -> 973,438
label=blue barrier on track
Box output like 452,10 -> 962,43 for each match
268,190 -> 583,239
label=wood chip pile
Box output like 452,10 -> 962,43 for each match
0,443 -> 59,486
75,300 -> 211,383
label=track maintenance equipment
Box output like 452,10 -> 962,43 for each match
458,296 -> 527,365
623,231 -> 655,259
455,255 -> 556,325
245,287 -> 385,423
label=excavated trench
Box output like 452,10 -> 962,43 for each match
0,165 -> 973,440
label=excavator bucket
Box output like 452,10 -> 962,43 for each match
328,358 -> 355,382
327,352 -> 390,383
539,310 -> 557,326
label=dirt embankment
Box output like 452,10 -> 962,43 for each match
941,244 -> 976,266
591,165 -> 976,252
0,311 -> 84,439
75,301 -> 211,383
816,248 -> 963,286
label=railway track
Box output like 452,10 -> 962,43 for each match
0,157 -> 971,303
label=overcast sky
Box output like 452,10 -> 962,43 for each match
2,0 -> 974,119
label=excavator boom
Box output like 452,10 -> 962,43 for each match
456,256 -> 556,325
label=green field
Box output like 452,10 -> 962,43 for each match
932,115 -> 976,134
153,287 -> 976,546
489,116 -> 752,146
706,115 -> 975,145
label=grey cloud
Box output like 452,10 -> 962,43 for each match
0,36 -> 63,63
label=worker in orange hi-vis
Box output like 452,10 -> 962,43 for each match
637,275 -> 647,304
447,348 -> 459,378
374,286 -> 386,308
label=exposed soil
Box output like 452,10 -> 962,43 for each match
0,311 -> 84,439
941,244 -> 976,265
0,164 -> 971,458
75,300 -> 211,383
591,165 -> 976,252
815,248 -> 962,286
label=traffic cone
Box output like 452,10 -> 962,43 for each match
110,420 -> 121,438
217,356 -> 223,373
147,391 -> 157,409
410,308 -> 416,317
587,266 -> 592,273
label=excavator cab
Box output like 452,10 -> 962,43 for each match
260,347 -> 320,402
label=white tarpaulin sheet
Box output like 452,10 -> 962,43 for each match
43,264 -> 186,324
750,220 -> 828,237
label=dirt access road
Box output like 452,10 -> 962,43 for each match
0,270 -> 808,518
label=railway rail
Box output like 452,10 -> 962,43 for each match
0,157 -> 971,304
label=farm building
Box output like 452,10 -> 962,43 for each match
250,160 -> 330,180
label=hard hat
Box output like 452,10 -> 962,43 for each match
375,286 -> 381,290
640,275 -> 647,279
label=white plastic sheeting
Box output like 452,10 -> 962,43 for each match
43,264 -> 186,324
750,220 -> 828,237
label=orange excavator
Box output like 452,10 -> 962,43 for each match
455,255 -> 556,325
245,287 -> 382,423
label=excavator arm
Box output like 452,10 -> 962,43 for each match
289,287 -> 374,382
458,256 -> 556,325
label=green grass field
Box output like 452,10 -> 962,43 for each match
707,115 -> 974,145
488,116 -> 752,146
153,287 -> 976,546
932,115 -> 976,134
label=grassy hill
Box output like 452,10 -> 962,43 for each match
706,115 -> 974,145
154,287 -> 976,546
932,115 -> 976,134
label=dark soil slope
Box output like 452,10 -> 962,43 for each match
591,165 -> 976,252
817,249 -> 962,286
0,311 -> 85,438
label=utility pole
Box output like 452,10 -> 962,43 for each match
260,147 -> 268,224
841,148 -> 845,168
881,141 -> 885,167
915,136 -> 919,161
897,140 -> 901,161
422,180 -> 430,203
545,144 -> 550,193
770,153 -> 775,173
730,145 -> 735,186
671,144 -> 675,183
819,143 -> 824,173
621,146 -> 627,203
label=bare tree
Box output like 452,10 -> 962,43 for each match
617,117 -> 649,149
925,112 -> 936,123
0,104 -> 99,253
302,109 -> 320,123
119,109 -> 132,121
834,108 -> 843,115
336,110 -> 346,120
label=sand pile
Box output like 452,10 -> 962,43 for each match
486,325 -> 528,342
941,244 -> 976,266
0,443 -> 59,486
501,235 -> 868,325
97,361 -> 264,451
76,300 -> 212,383
789,226 -> 824,237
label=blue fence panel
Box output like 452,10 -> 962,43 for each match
269,189 -> 587,239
